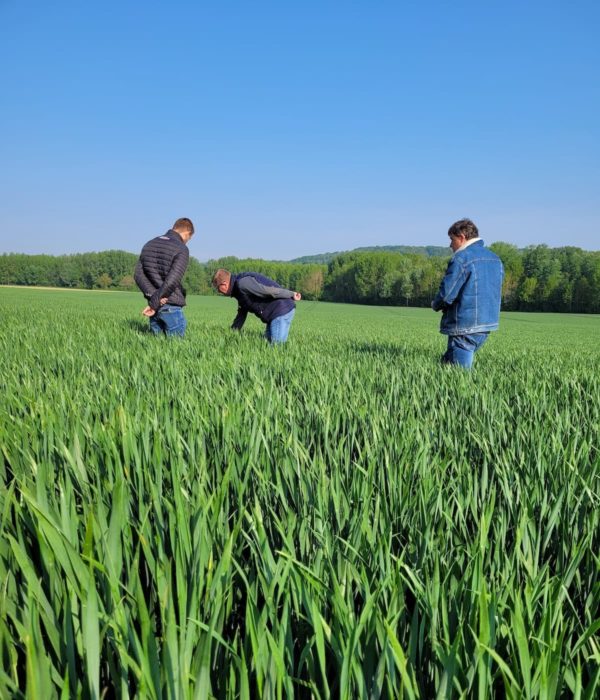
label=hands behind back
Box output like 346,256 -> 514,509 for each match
142,297 -> 168,317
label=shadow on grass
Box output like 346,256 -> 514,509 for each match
122,318 -> 152,335
349,340 -> 411,359
350,339 -> 454,367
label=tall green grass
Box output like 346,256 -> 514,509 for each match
0,288 -> 598,698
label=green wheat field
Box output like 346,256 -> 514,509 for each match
1,287 -> 598,699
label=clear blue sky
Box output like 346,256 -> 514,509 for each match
1,1 -> 598,260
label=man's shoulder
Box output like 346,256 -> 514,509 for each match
461,241 -> 500,263
143,233 -> 168,246
237,271 -> 275,285
235,273 -> 257,290
247,271 -> 279,287
160,231 -> 187,249
143,231 -> 186,252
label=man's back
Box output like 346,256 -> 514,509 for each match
135,230 -> 190,308
432,218 -> 502,368
438,240 -> 503,335
134,217 -> 195,337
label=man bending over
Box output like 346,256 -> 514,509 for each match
212,268 -> 301,344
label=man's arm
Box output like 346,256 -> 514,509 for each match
431,257 -> 468,311
237,277 -> 296,299
134,259 -> 156,298
231,305 -> 248,331
149,248 -> 190,310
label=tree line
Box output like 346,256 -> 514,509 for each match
1,243 -> 599,312
291,244 -> 450,264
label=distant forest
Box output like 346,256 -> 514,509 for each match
1,243 -> 599,313
291,245 -> 451,264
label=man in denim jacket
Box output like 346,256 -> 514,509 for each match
431,218 -> 503,368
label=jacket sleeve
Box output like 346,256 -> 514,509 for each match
237,277 -> 295,299
432,257 -> 468,310
149,247 -> 189,309
134,259 -> 156,298
231,305 -> 248,331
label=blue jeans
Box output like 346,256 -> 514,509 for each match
264,308 -> 295,344
149,304 -> 187,337
442,333 -> 489,369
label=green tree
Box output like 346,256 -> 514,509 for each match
298,267 -> 324,300
119,275 -> 136,290
96,273 -> 112,289
519,277 -> 538,307
490,242 -> 523,309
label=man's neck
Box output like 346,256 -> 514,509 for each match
171,229 -> 187,243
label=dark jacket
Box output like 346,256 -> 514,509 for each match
230,272 -> 296,328
134,230 -> 190,310
432,239 -> 504,335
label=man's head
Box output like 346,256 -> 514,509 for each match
173,217 -> 195,244
212,268 -> 232,295
448,218 -> 478,252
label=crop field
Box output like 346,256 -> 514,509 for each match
0,287 -> 598,699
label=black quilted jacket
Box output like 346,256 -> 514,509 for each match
134,230 -> 189,310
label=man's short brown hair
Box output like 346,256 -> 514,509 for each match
448,218 -> 478,240
173,217 -> 194,235
212,268 -> 231,288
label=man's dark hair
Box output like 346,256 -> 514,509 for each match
173,217 -> 195,235
448,218 -> 478,240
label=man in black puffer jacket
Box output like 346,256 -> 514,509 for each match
134,218 -> 195,336
212,268 -> 301,344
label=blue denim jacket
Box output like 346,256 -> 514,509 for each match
432,240 -> 504,335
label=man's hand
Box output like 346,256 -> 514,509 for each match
293,292 -> 302,301
142,298 -> 168,317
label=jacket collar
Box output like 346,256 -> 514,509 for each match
228,273 -> 239,296
165,229 -> 184,243
456,237 -> 482,253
